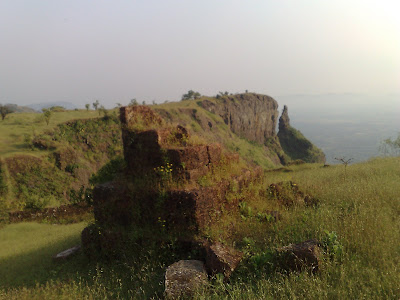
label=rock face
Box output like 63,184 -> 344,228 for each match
277,105 -> 326,163
278,105 -> 290,132
165,260 -> 208,298
200,93 -> 279,144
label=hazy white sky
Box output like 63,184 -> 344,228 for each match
0,0 -> 399,107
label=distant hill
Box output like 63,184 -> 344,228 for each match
26,101 -> 77,111
4,104 -> 37,113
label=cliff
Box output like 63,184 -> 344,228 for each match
278,105 -> 325,163
200,93 -> 279,144
155,93 -> 324,167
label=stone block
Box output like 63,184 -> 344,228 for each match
93,181 -> 134,226
165,260 -> 208,299
205,242 -> 243,278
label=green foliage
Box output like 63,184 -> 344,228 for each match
6,156 -> 72,209
321,230 -> 343,260
92,100 -> 100,110
49,106 -> 66,112
181,90 -> 201,101
0,161 -> 7,198
85,104 -> 90,111
380,132 -> 400,156
89,156 -> 126,186
129,98 -> 138,106
239,201 -> 253,219
41,108 -> 52,126
278,126 -> 325,163
0,104 -> 13,121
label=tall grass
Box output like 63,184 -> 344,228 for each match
0,157 -> 399,299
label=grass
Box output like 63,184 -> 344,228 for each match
0,110 -> 122,210
0,157 -> 399,299
0,222 -> 87,288
0,110 -> 105,157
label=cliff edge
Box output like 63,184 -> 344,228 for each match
277,105 -> 325,163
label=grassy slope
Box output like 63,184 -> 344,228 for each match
0,110 -> 102,157
1,157 -> 399,299
0,109 -> 122,211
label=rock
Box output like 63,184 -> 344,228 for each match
166,184 -> 230,234
200,94 -> 279,144
277,106 -> 326,163
53,245 -> 81,261
278,105 -> 291,131
165,260 -> 208,299
304,194 -> 320,207
205,242 -> 243,278
277,239 -> 321,273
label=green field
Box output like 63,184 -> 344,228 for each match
0,110 -> 104,157
0,157 -> 399,299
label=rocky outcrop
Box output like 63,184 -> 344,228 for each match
200,93 -> 279,144
278,105 -> 290,132
278,105 -> 326,163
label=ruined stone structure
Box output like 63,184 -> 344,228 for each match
81,106 -> 262,273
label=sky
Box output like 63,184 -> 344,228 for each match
0,0 -> 399,107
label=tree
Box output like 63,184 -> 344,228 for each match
85,104 -> 90,111
181,90 -> 201,101
42,108 -> 52,125
380,133 -> 400,156
129,98 -> 138,106
93,100 -> 100,110
98,105 -> 108,117
334,156 -> 353,180
0,104 -> 13,121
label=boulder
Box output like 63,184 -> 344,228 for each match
205,242 -> 243,278
277,239 -> 321,273
165,260 -> 208,298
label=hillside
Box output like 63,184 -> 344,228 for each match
0,94 -> 324,213
0,99 -> 398,298
0,110 -> 122,212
